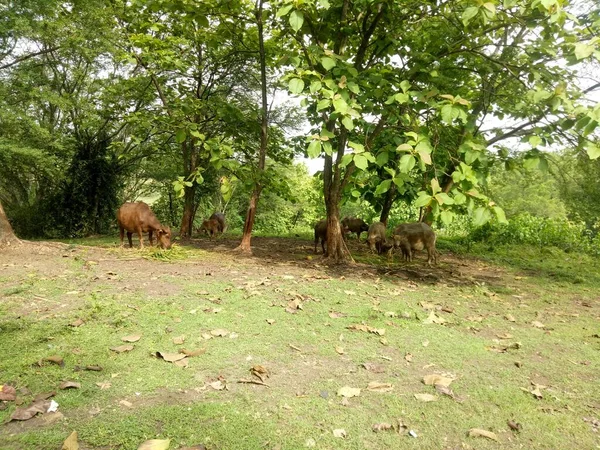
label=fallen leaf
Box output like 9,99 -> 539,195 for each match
201,333 -> 212,340
138,439 -> 170,450
468,428 -> 499,442
208,380 -> 225,390
69,319 -> 84,328
173,358 -> 189,368
507,420 -> 522,432
121,334 -> 141,343
289,344 -> 302,352
372,423 -> 394,432
332,429 -> 347,438
505,314 -> 516,322
335,346 -> 344,355
435,384 -> 461,401
172,335 -> 185,345
237,378 -> 270,387
266,319 -> 275,325
337,386 -> 361,398
62,430 -> 78,450
119,400 -> 133,408
44,355 -> 65,366
379,337 -> 388,346
423,374 -> 453,387
96,381 -> 111,390
531,321 -> 545,328
422,340 -> 429,347
10,400 -> 51,421
496,333 -> 513,340
59,381 -> 81,390
85,365 -> 103,371
156,352 -> 186,363
250,365 -> 270,382
423,311 -> 446,324
0,384 -> 17,401
110,345 -> 134,353
404,353 -> 413,362
384,311 -> 397,318
361,362 -> 385,373
367,382 -> 394,392
179,348 -> 206,357
414,393 -> 438,402
305,438 -> 316,447
34,391 -> 56,401
210,329 -> 229,337
328,311 -> 346,319
344,290 -> 356,296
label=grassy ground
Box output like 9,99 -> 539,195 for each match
1,235 -> 599,450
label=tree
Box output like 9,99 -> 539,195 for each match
275,0 -> 600,261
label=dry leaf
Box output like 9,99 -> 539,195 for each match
423,374 -> 453,387
44,355 -> 65,366
361,362 -> 385,373
173,358 -> 189,368
531,321 -> 545,328
384,311 -> 397,318
328,311 -> 346,319
250,365 -> 270,382
337,386 -> 361,398
10,400 -> 51,421
505,314 -> 516,322
156,352 -> 186,363
62,431 -> 78,450
414,393 -> 438,402
84,365 -> 103,371
210,329 -> 229,337
372,423 -> 393,432
59,381 -> 81,390
435,384 -> 460,401
422,340 -> 429,347
201,333 -> 212,340
468,428 -> 499,442
332,429 -> 347,438
121,335 -> 141,343
172,335 -> 185,345
422,311 -> 446,324
69,319 -> 84,328
208,380 -> 225,390
179,348 -> 206,357
266,319 -> 275,325
496,333 -> 513,340
344,290 -> 356,296
404,353 -> 413,363
95,381 -> 111,390
379,337 -> 388,346
34,391 -> 56,401
110,345 -> 134,353
0,384 -> 17,401
237,378 -> 270,387
119,400 -> 133,408
507,420 -> 522,432
335,346 -> 344,355
367,382 -> 394,392
138,439 -> 171,450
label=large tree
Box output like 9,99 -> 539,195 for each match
275,0 -> 599,261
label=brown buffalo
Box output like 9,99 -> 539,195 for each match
366,221 -> 391,254
341,217 -> 369,241
200,218 -> 221,239
117,202 -> 172,249
209,212 -> 226,233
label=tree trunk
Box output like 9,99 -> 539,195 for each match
179,140 -> 198,239
0,200 -> 19,246
379,183 -> 397,226
235,0 -> 268,254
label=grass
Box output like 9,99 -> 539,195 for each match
1,238 -> 599,449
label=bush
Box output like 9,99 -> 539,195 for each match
463,213 -> 599,255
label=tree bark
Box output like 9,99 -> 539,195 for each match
179,140 -> 198,239
0,200 -> 19,246
236,0 -> 268,254
379,183 -> 397,226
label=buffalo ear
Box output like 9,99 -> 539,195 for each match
157,229 -> 164,236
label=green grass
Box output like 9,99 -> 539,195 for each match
1,238 -> 599,449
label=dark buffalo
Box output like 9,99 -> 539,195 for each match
341,217 -> 369,242
210,212 -> 226,233
367,221 -> 391,255
117,202 -> 172,249
392,222 -> 437,265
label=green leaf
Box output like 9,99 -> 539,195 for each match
493,206 -> 508,224
462,6 -> 479,26
394,93 -> 409,104
431,178 -> 441,194
341,116 -> 354,130
307,140 -> 321,158
289,10 -> 304,32
317,99 -> 331,111
528,135 -> 542,148
453,192 -> 467,205
288,78 -> 305,94
351,189 -> 361,198
190,130 -> 205,139
376,151 -> 389,166
414,194 -> 432,208
332,97 -> 348,114
441,104 -> 454,124
587,143 -> 600,160
400,80 -> 411,93
321,57 -> 336,71
340,153 -> 354,167
354,154 -> 368,170
440,210 -> 454,225
523,156 -> 540,170
310,80 -> 322,93
392,177 -> 404,188
374,179 -> 392,195
396,143 -> 413,152
473,207 -> 492,227
348,141 -> 365,152
435,193 -> 454,205
482,2 -> 496,14
574,43 -> 594,60
399,154 -> 416,173
322,141 -> 333,155
318,0 -> 330,8
276,4 -> 293,17
347,82 -> 360,94
417,148 -> 432,165
175,129 -> 186,143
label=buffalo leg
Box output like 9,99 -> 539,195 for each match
137,227 -> 144,249
148,231 -> 154,247
126,231 -> 133,248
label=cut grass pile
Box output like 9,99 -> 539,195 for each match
0,238 -> 599,449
